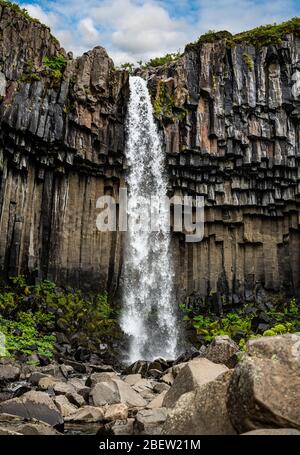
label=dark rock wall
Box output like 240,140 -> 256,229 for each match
1,5 -> 300,305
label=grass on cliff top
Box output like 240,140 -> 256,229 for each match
0,0 -> 40,24
186,17 -> 300,50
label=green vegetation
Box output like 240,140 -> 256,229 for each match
43,54 -> 67,79
242,53 -> 254,71
0,277 -> 118,362
153,80 -> 186,121
143,51 -> 182,68
0,0 -> 41,24
180,296 -> 300,350
19,59 -> 40,83
186,17 -> 300,50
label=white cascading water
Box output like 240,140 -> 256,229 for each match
121,75 -> 178,362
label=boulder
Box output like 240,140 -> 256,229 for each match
162,370 -> 236,435
161,371 -> 174,386
204,336 -> 239,367
146,391 -> 168,409
28,372 -> 49,386
38,376 -> 60,390
86,372 -> 118,388
111,418 -> 134,435
228,335 -> 300,433
66,390 -> 85,407
0,391 -> 63,428
153,382 -> 170,394
17,422 -> 61,435
53,381 -> 77,395
90,381 -> 120,406
0,364 -> 20,384
0,427 -> 22,435
242,429 -> 300,435
124,360 -> 149,376
104,403 -> 128,421
163,358 -> 228,408
54,395 -> 78,417
114,379 -> 147,408
134,408 -> 168,435
124,374 -> 142,386
65,406 -> 104,423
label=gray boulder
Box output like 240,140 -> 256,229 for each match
162,370 -> 236,435
0,391 -> 63,428
134,408 -> 168,435
163,358 -> 228,408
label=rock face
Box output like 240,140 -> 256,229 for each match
0,4 -> 300,303
228,334 -> 300,432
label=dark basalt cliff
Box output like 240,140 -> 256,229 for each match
1,4 -> 300,308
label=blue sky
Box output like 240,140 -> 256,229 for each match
18,0 -> 300,64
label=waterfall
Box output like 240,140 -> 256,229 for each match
121,75 -> 178,362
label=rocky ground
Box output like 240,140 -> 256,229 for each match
0,333 -> 300,436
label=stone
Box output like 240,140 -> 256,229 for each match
161,371 -> 174,386
0,364 -> 20,384
228,335 -> 300,433
65,406 -> 105,423
125,361 -> 149,376
162,370 -> 236,435
242,429 -> 300,435
86,372 -> 118,388
0,391 -> 63,428
0,427 -> 22,435
28,372 -> 49,386
90,381 -> 120,406
104,403 -> 128,421
146,391 -> 168,409
53,381 -> 77,395
153,382 -> 170,394
111,418 -> 134,435
66,391 -> 86,407
163,358 -> 228,408
124,374 -> 142,386
54,395 -> 78,417
114,379 -> 147,408
134,408 -> 168,435
204,336 -> 239,368
38,376 -> 60,390
16,422 -> 61,435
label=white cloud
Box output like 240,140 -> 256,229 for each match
78,18 -> 100,46
20,0 -> 299,64
23,3 -> 58,28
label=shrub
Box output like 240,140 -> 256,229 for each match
0,0 -> 41,24
0,277 -> 118,361
144,51 -> 182,68
43,54 -> 67,79
180,296 -> 300,350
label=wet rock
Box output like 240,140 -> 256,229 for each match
0,391 -> 64,428
28,372 -> 49,386
91,379 -> 147,408
134,408 -> 168,435
162,370 -> 236,435
163,358 -> 228,408
125,361 -> 149,376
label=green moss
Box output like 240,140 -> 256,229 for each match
43,54 -> 67,79
186,17 -> 300,50
242,52 -> 254,71
19,60 -> 40,83
153,80 -> 186,121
